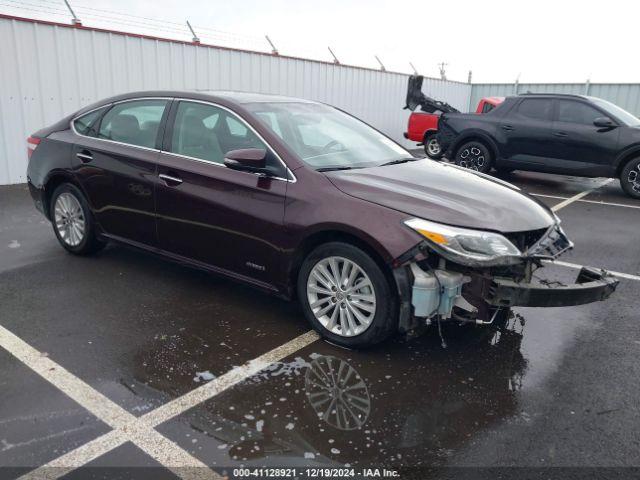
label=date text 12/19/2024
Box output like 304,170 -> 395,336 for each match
231,468 -> 400,478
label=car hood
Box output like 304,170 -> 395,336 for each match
324,160 -> 554,233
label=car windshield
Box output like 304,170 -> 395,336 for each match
589,97 -> 640,126
245,102 -> 412,170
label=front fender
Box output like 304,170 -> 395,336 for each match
614,144 -> 640,172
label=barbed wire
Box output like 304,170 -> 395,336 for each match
0,0 -> 425,74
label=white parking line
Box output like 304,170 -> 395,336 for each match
550,179 -> 614,211
0,324 -> 319,479
533,193 -> 640,210
140,330 -> 320,428
550,260 -> 640,282
0,325 -> 136,429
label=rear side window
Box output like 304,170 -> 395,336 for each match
98,99 -> 168,149
516,99 -> 553,121
557,100 -> 601,125
73,107 -> 108,137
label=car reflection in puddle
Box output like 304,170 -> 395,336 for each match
154,311 -> 529,468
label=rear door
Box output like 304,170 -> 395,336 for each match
71,98 -> 169,246
500,97 -> 555,166
549,99 -> 620,174
155,100 -> 289,287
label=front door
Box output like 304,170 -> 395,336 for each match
155,100 -> 289,287
72,98 -> 169,246
549,99 -> 620,174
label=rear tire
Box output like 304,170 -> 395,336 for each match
454,140 -> 493,173
50,183 -> 105,255
297,242 -> 397,348
424,133 -> 444,160
620,157 -> 640,199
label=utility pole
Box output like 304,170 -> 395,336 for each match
265,35 -> 279,55
328,47 -> 340,65
467,70 -> 473,84
186,20 -> 200,44
438,62 -> 448,80
374,55 -> 386,72
409,62 -> 418,75
62,0 -> 81,25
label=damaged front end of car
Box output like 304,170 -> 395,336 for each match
392,216 -> 619,333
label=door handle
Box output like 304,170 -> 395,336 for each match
159,173 -> 183,185
76,151 -> 93,162
553,131 -> 568,138
501,125 -> 514,131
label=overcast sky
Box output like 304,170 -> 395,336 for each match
3,0 -> 637,83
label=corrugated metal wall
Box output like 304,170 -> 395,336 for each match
470,83 -> 640,116
0,16 -> 471,185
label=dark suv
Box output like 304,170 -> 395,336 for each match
437,93 -> 640,198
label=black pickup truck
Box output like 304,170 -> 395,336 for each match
437,93 -> 640,198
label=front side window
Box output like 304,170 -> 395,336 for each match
73,106 -> 109,137
516,99 -> 553,121
557,100 -> 601,125
170,101 -> 269,165
98,99 -> 168,148
246,102 -> 410,170
589,97 -> 640,126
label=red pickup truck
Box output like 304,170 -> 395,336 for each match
403,76 -> 503,158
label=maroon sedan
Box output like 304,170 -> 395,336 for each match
26,91 -> 618,347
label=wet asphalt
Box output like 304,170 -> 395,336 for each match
1,166 -> 639,479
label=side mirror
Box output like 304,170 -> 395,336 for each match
224,148 -> 268,174
593,117 -> 616,128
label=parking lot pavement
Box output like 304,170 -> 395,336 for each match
1,170 -> 639,477
553,201 -> 640,275
60,443 -> 179,479
0,243 -> 309,415
0,349 -> 110,475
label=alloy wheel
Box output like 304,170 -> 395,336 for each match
426,137 -> 441,156
54,192 -> 86,247
458,145 -> 485,170
628,163 -> 640,194
306,256 -> 377,337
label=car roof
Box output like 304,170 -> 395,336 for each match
195,90 -> 317,104
516,92 -> 588,100
97,90 -> 318,106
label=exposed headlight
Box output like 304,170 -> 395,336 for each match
404,218 -> 522,267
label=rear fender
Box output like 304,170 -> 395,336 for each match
450,130 -> 500,160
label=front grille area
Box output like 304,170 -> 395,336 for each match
504,227 -> 548,252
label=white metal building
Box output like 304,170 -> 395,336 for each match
0,15 -> 471,185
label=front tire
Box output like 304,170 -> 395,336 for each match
424,133 -> 444,160
297,242 -> 397,348
50,183 -> 105,255
620,157 -> 640,199
454,140 -> 493,173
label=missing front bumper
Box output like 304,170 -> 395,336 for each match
487,266 -> 619,308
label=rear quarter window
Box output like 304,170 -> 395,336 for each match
73,107 -> 109,137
